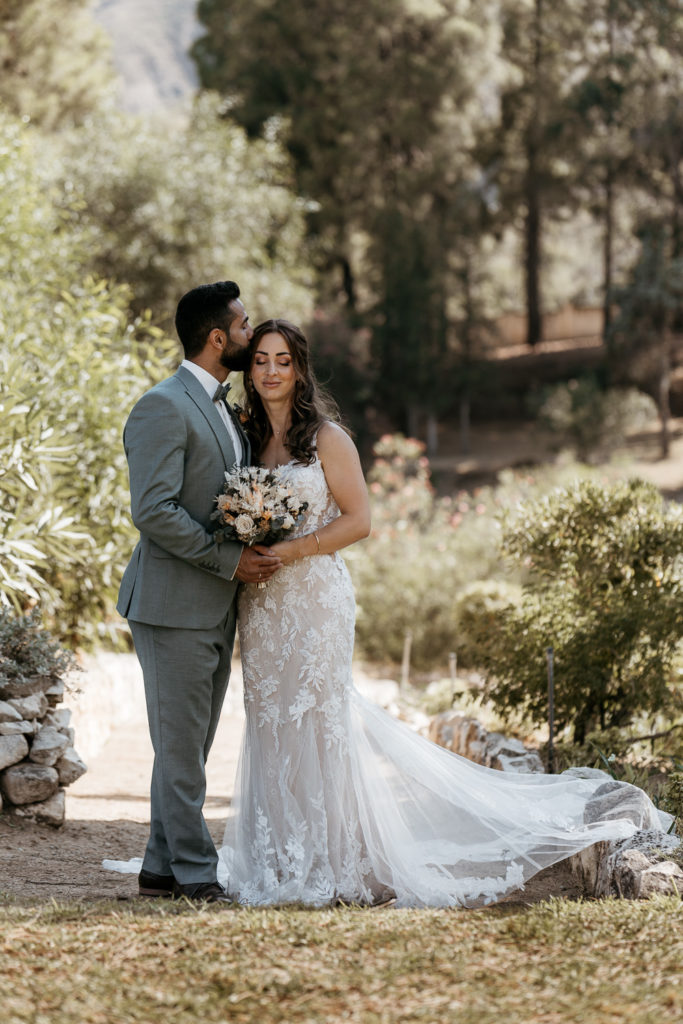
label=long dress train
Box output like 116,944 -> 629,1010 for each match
218,455 -> 673,908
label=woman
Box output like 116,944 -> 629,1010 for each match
218,319 -> 672,908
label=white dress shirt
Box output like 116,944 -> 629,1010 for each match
180,360 -> 242,466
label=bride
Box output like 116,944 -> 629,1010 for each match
217,319 -> 673,908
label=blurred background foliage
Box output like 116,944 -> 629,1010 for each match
1,0 -> 682,767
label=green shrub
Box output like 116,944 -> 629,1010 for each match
45,94 -> 313,328
0,110 -> 175,645
0,607 -> 75,688
454,580 -> 524,669
660,771 -> 683,828
533,376 -> 656,462
464,478 -> 683,742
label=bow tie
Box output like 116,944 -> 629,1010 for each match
213,381 -> 231,403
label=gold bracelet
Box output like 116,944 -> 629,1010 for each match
314,532 -> 321,554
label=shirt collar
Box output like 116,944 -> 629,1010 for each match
180,359 -> 227,402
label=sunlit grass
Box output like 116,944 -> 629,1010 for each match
1,896 -> 681,1023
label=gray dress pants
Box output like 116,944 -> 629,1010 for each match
128,607 -> 237,885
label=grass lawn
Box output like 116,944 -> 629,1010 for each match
0,896 -> 681,1023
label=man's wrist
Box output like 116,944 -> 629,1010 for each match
229,544 -> 245,581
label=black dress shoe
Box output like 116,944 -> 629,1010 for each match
173,881 -> 232,904
138,869 -> 175,898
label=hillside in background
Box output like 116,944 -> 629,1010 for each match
93,0 -> 201,112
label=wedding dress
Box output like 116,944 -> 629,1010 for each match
217,455 -> 674,908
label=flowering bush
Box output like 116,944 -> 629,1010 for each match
346,434 -> 506,671
347,434 -> 609,673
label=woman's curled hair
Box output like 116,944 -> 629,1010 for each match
243,319 -> 344,465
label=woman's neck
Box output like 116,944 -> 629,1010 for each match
263,399 -> 291,440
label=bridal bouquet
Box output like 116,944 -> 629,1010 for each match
211,465 -> 308,546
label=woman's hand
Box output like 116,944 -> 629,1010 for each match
268,535 -> 316,565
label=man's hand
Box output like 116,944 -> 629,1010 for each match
234,544 -> 282,584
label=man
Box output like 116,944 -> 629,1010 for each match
117,281 -> 281,903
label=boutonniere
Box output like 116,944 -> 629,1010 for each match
231,402 -> 250,426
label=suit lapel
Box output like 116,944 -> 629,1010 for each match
175,366 -> 241,470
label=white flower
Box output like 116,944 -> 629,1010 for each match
235,514 -> 255,537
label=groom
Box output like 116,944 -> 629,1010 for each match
117,281 -> 281,903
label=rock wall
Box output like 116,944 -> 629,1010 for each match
428,710 -> 544,773
0,673 -> 86,826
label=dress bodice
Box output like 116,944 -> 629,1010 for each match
274,455 -> 341,537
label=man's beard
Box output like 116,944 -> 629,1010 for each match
219,342 -> 251,372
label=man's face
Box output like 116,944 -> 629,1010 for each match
219,299 -> 254,371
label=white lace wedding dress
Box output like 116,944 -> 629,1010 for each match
217,455 -> 673,908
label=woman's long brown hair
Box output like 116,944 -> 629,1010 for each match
243,319 -> 343,465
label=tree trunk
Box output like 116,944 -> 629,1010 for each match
407,405 -> 420,440
525,0 -> 544,348
602,166 -> 614,357
459,397 -> 471,455
657,333 -> 672,459
340,255 -> 356,311
426,412 -> 438,457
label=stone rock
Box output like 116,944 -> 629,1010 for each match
612,850 -> 655,898
56,747 -> 87,786
429,712 -> 544,774
584,781 -> 662,831
0,700 -> 21,723
635,859 -> 683,899
43,708 -> 72,730
29,725 -> 70,766
15,788 -> 65,827
1,763 -> 59,804
7,692 -> 48,721
0,733 -> 29,771
59,726 -> 76,746
568,840 -> 612,896
0,674 -> 57,700
485,733 -> 545,774
563,766 -> 612,781
568,828 -> 682,899
0,720 -> 39,736
45,679 -> 65,706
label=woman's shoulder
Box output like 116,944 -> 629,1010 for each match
316,420 -> 358,460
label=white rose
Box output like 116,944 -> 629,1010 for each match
281,514 -> 294,529
235,514 -> 255,537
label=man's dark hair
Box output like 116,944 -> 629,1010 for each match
175,281 -> 241,358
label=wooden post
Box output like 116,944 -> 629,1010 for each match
449,651 -> 457,704
546,646 -> 555,774
401,629 -> 413,694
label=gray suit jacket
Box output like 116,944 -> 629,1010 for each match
117,366 -> 250,629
